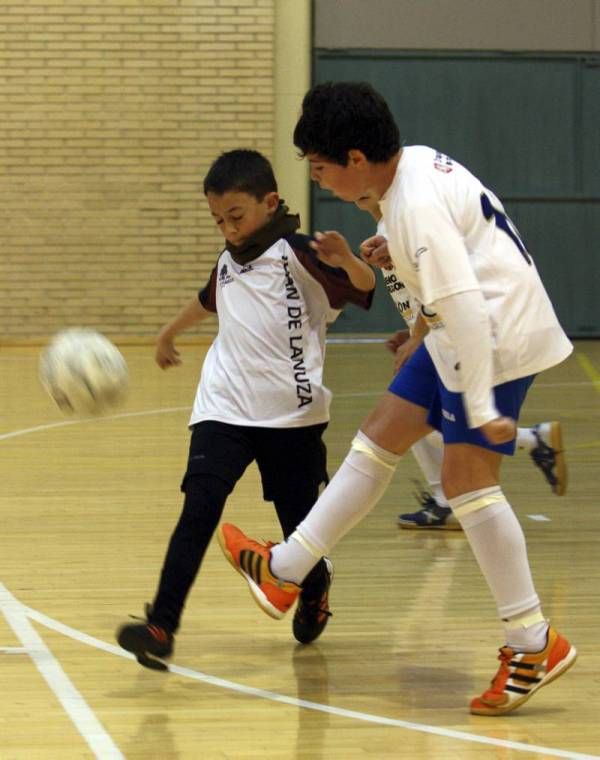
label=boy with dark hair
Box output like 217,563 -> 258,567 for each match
116,148 -> 375,669
218,85 -> 577,716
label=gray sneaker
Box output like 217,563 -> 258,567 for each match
397,489 -> 461,530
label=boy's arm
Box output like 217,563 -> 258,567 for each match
435,288 -> 515,443
156,295 -> 213,369
309,231 -> 376,292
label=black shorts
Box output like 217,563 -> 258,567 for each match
181,420 -> 328,504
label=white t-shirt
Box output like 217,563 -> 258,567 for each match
379,146 -> 572,392
190,235 -> 372,428
376,218 -> 418,330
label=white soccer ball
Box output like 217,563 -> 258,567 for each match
39,328 -> 128,415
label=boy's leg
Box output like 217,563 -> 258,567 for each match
255,424 -> 332,643
442,443 -> 576,715
147,475 -> 231,633
435,370 -> 575,714
409,432 -> 447,505
442,443 -> 546,649
269,345 -> 436,580
218,391 -> 432,616
117,422 -> 254,668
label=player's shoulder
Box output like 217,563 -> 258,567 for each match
395,146 -> 474,213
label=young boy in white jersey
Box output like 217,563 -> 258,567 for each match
116,149 -> 375,669
355,195 -> 567,530
217,84 -> 577,716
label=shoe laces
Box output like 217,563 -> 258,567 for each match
412,481 -> 438,509
486,647 -> 515,695
245,536 -> 276,554
127,604 -> 171,643
296,595 -> 332,623
128,602 -> 153,624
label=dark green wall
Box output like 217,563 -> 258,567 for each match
313,51 -> 600,336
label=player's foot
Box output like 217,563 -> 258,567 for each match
530,421 -> 567,496
217,523 -> 301,619
397,489 -> 461,530
470,627 -> 577,716
116,605 -> 174,672
293,558 -> 333,644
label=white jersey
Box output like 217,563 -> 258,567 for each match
376,218 -> 418,329
379,146 -> 572,391
190,235 -> 372,428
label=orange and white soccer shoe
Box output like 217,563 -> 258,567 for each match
217,523 -> 301,619
470,627 -> 577,716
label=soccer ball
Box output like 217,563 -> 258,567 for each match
39,328 -> 128,415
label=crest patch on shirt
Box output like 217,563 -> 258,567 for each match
434,151 -> 453,173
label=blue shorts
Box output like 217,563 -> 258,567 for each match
388,343 -> 535,455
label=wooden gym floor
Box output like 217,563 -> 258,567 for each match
1,339 -> 599,759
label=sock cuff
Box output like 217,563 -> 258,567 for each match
503,608 -> 546,629
448,485 -> 504,521
291,528 -> 325,560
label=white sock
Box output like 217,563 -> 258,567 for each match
270,431 -> 401,584
410,432 -> 448,507
503,612 -> 549,652
516,426 -> 537,451
269,534 -> 318,585
448,487 -> 548,651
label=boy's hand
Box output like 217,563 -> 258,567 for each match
385,329 -> 410,354
386,330 -> 422,373
155,333 -> 181,369
310,230 -> 354,267
480,416 -> 517,445
360,234 -> 393,270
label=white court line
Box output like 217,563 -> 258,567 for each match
0,406 -> 188,442
0,584 -> 124,760
13,596 -> 597,760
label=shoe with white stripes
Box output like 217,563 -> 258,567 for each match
470,627 -> 577,716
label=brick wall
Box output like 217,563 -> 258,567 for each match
0,0 -> 275,343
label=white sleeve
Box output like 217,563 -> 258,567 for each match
433,289 -> 500,428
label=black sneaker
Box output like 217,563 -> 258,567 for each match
529,421 -> 567,496
292,558 -> 333,644
397,488 -> 461,530
116,604 -> 174,671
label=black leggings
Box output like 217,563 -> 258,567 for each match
149,421 -> 329,633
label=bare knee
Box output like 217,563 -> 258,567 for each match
360,393 -> 431,455
441,445 -> 502,500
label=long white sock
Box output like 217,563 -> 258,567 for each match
270,431 -> 401,584
410,432 -> 448,507
448,487 -> 548,651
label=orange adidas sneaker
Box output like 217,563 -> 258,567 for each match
217,523 -> 300,619
470,627 -> 577,716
